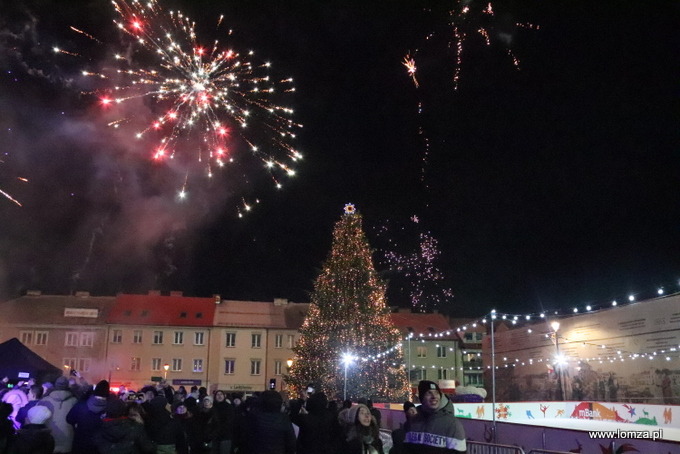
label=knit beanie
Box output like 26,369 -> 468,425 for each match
345,403 -> 369,425
54,376 -> 69,391
418,380 -> 442,402
94,380 -> 110,398
106,399 -> 127,418
27,405 -> 52,425
403,401 -> 416,413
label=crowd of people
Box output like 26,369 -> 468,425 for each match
0,376 -> 466,454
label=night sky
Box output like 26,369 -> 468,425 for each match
0,0 -> 678,317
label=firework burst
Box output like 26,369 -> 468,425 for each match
405,1 -> 538,90
61,0 -> 302,213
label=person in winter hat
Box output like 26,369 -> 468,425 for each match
37,376 -> 78,453
390,402 -> 418,454
66,379 -> 109,454
92,398 -> 156,454
9,405 -> 55,454
340,403 -> 384,454
292,392 -> 340,454
404,381 -> 466,454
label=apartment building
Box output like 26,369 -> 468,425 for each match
106,292 -> 217,390
450,317 -> 486,386
0,291 -> 116,379
391,310 -> 464,394
211,298 -> 308,393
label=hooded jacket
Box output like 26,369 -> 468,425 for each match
404,395 -> 466,454
38,389 -> 78,453
66,394 -> 108,454
93,417 -> 156,454
10,423 -> 55,454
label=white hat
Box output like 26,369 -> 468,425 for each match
28,406 -> 52,425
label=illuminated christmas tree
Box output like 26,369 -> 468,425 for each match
287,204 -> 410,402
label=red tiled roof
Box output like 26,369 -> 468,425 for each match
390,312 -> 458,340
108,294 -> 216,327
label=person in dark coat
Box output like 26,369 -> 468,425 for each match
92,399 -> 156,454
207,390 -> 234,454
67,379 -> 110,454
16,385 -> 44,428
366,400 -> 382,428
341,404 -> 384,454
389,402 -> 417,454
145,395 -> 187,454
10,405 -> 55,454
292,392 -> 339,454
0,402 -> 16,453
243,391 -> 295,454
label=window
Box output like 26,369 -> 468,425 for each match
225,332 -> 236,347
275,334 -> 283,348
133,330 -> 143,344
410,369 -> 427,381
172,358 -> 182,372
438,369 -> 447,380
195,312 -> 203,319
417,346 -> 427,358
35,331 -> 48,346
78,358 -> 91,372
65,332 -> 79,347
274,361 -> 282,375
124,310 -> 132,316
153,331 -> 164,345
80,333 -> 94,347
194,332 -> 205,346
193,359 -> 203,373
64,358 -> 77,371
20,331 -> 33,345
224,359 -> 235,375
437,346 -> 447,358
180,312 -> 187,319
173,331 -> 184,345
251,333 -> 261,348
112,330 -> 122,343
250,360 -> 261,375
141,310 -> 149,317
131,357 -> 141,371
287,335 -> 295,348
152,358 -> 162,371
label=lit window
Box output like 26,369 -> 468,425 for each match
64,358 -> 77,371
193,359 -> 203,372
417,346 -> 427,358
224,359 -> 235,374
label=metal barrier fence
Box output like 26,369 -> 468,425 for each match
467,440 -> 526,454
527,450 -> 575,454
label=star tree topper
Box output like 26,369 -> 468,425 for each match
344,203 -> 356,215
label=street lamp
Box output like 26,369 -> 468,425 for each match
287,359 -> 293,368
341,353 -> 355,401
163,363 -> 169,380
550,322 -> 565,401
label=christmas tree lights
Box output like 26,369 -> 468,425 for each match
286,205 -> 410,401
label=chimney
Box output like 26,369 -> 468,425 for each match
26,290 -> 42,296
148,290 -> 161,296
274,298 -> 288,306
213,294 -> 222,305
75,291 -> 90,297
170,291 -> 183,297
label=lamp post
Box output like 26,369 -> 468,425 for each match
551,321 -> 565,401
341,353 -> 355,401
163,363 -> 169,380
283,359 -> 293,391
